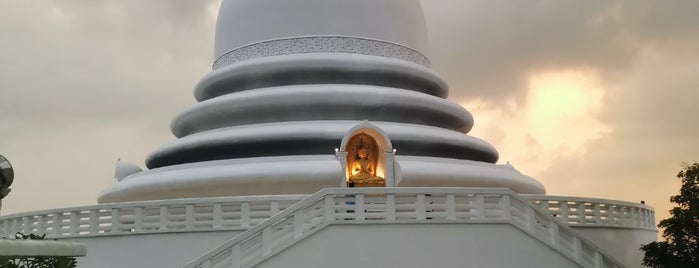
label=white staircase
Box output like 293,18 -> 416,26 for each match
185,187 -> 626,268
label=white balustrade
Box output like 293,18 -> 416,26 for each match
185,188 -> 627,268
0,196 -> 305,239
523,195 -> 656,230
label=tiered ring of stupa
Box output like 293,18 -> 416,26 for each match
98,0 -> 545,203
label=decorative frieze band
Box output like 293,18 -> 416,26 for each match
213,36 -> 431,69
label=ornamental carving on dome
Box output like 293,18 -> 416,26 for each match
213,36 -> 431,69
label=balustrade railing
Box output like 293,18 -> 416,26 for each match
524,195 -> 656,230
186,188 -> 626,268
0,196 -> 305,238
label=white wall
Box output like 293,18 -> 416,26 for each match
256,223 -> 582,268
572,227 -> 658,268
67,231 -> 242,268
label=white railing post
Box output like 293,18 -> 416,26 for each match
293,210 -> 305,239
240,202 -> 250,228
52,213 -> 61,236
560,202 -> 569,224
475,195 -> 485,220
36,215 -> 47,234
526,207 -> 536,234
500,195 -> 511,220
446,194 -> 457,220
324,195 -> 335,222
22,217 -> 31,234
213,203 -> 222,229
609,206 -> 616,225
593,203 -> 601,224
549,223 -> 559,247
386,194 -> 396,221
69,212 -> 78,236
89,210 -> 98,235
355,194 -> 365,221
229,244 -> 242,268
159,206 -> 169,231
262,226 -> 273,256
577,203 -> 586,224
134,207 -> 144,232
186,205 -> 196,230
416,194 -> 426,220
110,210 -> 120,234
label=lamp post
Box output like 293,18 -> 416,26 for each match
0,154 -> 14,214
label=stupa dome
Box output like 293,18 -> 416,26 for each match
213,0 -> 429,69
98,0 -> 545,203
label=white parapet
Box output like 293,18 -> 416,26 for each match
0,239 -> 86,258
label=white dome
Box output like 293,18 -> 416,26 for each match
214,0 -> 429,61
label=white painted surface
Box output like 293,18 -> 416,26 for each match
573,227 -> 657,268
100,156 -> 547,203
0,240 -> 85,257
70,231 -> 242,268
255,224 -> 581,268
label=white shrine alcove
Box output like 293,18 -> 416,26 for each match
336,121 -> 398,187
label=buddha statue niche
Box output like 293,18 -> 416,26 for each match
347,134 -> 385,187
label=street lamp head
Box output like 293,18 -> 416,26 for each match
0,154 -> 14,192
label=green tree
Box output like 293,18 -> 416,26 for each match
640,162 -> 699,268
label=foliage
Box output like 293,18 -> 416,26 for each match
641,162 -> 699,268
0,233 -> 77,268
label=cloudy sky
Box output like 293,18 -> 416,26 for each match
1,1 -> 697,227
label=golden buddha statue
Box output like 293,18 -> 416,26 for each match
348,139 -> 384,187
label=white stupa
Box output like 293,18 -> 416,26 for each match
1,1 -> 656,268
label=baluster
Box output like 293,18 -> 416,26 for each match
134,207 -> 144,232
2,219 -> 7,236
159,206 -> 168,231
355,194 -> 365,221
549,223 -> 559,246
560,202 -> 569,224
540,201 -> 549,215
111,209 -> 121,234
213,203 -> 222,228
240,203 -> 250,228
446,194 -> 457,220
324,195 -> 335,222
22,216 -> 30,234
526,207 -> 536,234
475,195 -> 485,219
500,195 -> 511,220
186,205 -> 195,229
577,203 -> 586,224
386,194 -> 396,220
89,210 -> 98,234
52,213 -> 61,236
609,206 -> 616,225
262,226 -> 273,256
230,244 -> 242,268
594,204 -> 601,224
293,210 -> 305,239
416,194 -> 426,220
70,212 -> 78,236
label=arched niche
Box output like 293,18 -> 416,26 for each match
336,121 -> 396,187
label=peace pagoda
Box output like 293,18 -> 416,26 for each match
0,1 -> 656,267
